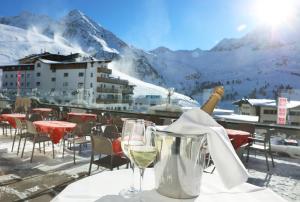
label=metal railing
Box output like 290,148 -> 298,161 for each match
97,77 -> 128,85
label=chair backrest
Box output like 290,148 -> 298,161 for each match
103,124 -> 119,139
15,106 -> 25,113
112,116 -> 123,131
13,118 -> 24,129
91,135 -> 113,155
49,110 -> 59,120
68,116 -> 82,124
1,108 -> 12,114
72,122 -> 94,137
81,121 -> 94,135
25,120 -> 38,135
29,113 -> 43,122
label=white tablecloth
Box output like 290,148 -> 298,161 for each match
52,169 -> 286,202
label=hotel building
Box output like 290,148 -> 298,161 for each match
0,52 -> 134,110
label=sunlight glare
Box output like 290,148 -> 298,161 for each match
255,0 -> 296,27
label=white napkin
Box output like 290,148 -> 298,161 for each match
163,108 -> 249,189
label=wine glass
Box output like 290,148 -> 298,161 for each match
119,119 -> 139,198
129,120 -> 157,192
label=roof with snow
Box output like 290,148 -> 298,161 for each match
214,114 -> 259,122
233,98 -> 300,109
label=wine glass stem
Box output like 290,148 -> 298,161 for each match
130,162 -> 135,191
139,168 -> 145,192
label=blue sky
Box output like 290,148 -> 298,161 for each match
0,0 -> 269,50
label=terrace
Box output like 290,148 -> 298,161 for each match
0,103 -> 299,201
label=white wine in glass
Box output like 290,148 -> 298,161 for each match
130,146 -> 157,169
119,119 -> 139,198
129,121 -> 157,192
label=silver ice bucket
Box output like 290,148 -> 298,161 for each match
154,131 -> 207,199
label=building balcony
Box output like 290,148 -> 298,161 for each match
122,99 -> 133,104
96,98 -> 120,104
122,88 -> 134,94
97,67 -> 112,74
96,98 -> 133,104
97,87 -> 120,93
97,77 -> 128,85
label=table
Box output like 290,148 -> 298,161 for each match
33,121 -> 76,144
226,129 -> 251,149
52,168 -> 286,202
1,113 -> 26,128
67,112 -> 97,122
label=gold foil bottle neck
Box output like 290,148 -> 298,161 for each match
201,86 -> 224,115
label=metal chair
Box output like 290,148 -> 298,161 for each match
103,124 -> 119,140
29,113 -> 43,122
0,108 -> 12,137
246,129 -> 275,171
11,118 -> 27,155
88,135 -> 129,175
25,120 -> 54,162
64,122 -> 94,164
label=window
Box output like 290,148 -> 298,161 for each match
10,82 -> 13,86
27,82 -> 30,87
27,74 -> 30,78
90,83 -> 93,88
5,75 -> 7,78
36,82 -> 40,86
64,73 -> 68,77
63,82 -> 68,87
51,77 -> 56,82
63,91 -> 67,95
263,120 -> 276,124
78,72 -> 84,77
91,62 -> 94,67
37,63 -> 41,67
263,109 -> 277,114
4,82 -> 7,86
290,111 -> 300,116
52,69 -> 56,73
78,82 -> 84,88
10,75 -> 13,78
90,73 -> 93,77
21,74 -> 24,78
21,82 -> 24,86
36,72 -> 41,77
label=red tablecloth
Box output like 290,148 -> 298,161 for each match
226,129 -> 251,149
1,114 -> 26,128
67,112 -> 97,122
33,121 -> 76,144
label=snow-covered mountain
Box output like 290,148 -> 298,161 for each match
146,24 -> 300,107
1,10 -> 300,108
0,22 -> 195,106
0,23 -> 83,64
0,10 -> 163,85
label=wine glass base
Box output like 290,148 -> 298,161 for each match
119,188 -> 139,199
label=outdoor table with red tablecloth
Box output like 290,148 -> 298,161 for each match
1,113 -> 26,128
33,121 -> 76,144
226,129 -> 251,149
67,112 -> 97,122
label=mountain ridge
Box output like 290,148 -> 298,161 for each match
1,10 -> 300,108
